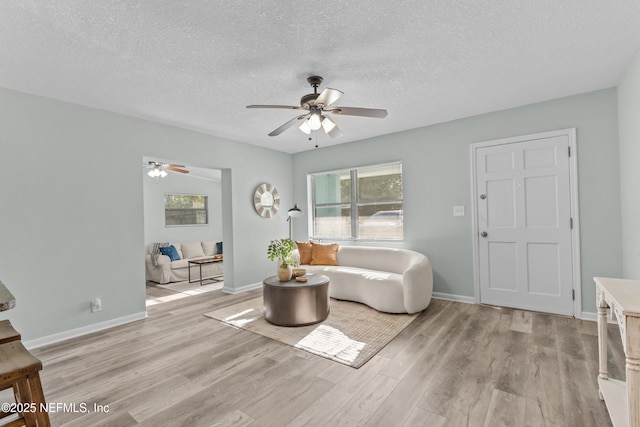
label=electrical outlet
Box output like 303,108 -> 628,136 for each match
453,205 -> 465,217
91,298 -> 102,312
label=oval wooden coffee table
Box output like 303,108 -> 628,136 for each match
263,274 -> 330,326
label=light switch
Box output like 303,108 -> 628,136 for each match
453,206 -> 465,217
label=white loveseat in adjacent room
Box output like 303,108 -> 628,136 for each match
145,240 -> 223,284
298,244 -> 433,314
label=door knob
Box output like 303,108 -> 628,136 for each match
481,231 -> 488,238
480,194 -> 487,200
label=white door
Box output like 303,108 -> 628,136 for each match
474,133 -> 575,315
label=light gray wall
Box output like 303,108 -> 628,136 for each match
142,169 -> 223,247
0,83 -> 625,343
618,48 -> 640,279
292,89 -> 622,314
0,87 -> 292,341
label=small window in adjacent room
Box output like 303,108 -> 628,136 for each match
165,193 -> 208,226
310,162 -> 403,240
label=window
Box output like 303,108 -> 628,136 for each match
310,162 -> 403,240
165,194 -> 208,226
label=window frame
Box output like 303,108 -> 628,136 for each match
164,193 -> 209,227
308,161 -> 403,241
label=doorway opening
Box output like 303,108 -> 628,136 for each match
142,156 -> 225,307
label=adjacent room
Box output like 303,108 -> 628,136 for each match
0,2 -> 639,426
142,157 -> 226,305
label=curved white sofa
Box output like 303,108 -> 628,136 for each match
302,246 -> 433,314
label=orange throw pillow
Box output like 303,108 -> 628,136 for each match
310,243 -> 339,265
296,241 -> 313,265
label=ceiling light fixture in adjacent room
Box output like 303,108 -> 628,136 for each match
143,161 -> 190,181
147,167 -> 168,178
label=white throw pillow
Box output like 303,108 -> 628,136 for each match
201,240 -> 216,256
181,241 -> 205,259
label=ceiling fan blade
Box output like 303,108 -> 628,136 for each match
247,105 -> 304,110
167,164 -> 186,168
330,106 -> 388,119
315,88 -> 343,107
167,167 -> 189,174
327,123 -> 343,138
268,115 -> 308,136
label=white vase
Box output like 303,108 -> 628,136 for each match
278,265 -> 292,281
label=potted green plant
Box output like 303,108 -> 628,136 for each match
267,238 -> 298,281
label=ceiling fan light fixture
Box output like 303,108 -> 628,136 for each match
321,116 -> 336,133
248,76 -> 388,139
147,164 -> 169,179
308,111 -> 322,130
299,120 -> 311,134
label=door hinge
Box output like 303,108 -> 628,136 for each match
568,146 -> 571,157
570,218 -> 573,229
572,289 -> 575,300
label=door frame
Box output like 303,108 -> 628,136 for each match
470,128 -> 582,317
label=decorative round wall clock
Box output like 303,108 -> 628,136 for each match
253,183 -> 279,218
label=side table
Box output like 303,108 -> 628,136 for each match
595,276 -> 640,427
263,274 -> 329,326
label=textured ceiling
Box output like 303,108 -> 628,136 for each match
1,1 -> 639,154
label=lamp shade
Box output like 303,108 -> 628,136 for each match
308,112 -> 322,130
299,120 -> 311,135
288,204 -> 303,217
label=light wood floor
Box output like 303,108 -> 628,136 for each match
28,287 -> 624,426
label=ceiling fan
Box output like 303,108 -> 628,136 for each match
246,76 -> 388,138
144,161 -> 189,178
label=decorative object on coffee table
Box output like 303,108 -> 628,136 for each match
267,238 -> 298,281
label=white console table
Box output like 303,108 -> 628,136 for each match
595,277 -> 640,427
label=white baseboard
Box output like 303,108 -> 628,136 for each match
23,311 -> 148,350
432,292 -> 475,304
431,292 -> 598,320
223,282 -> 262,294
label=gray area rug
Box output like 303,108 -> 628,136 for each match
204,297 -> 418,368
